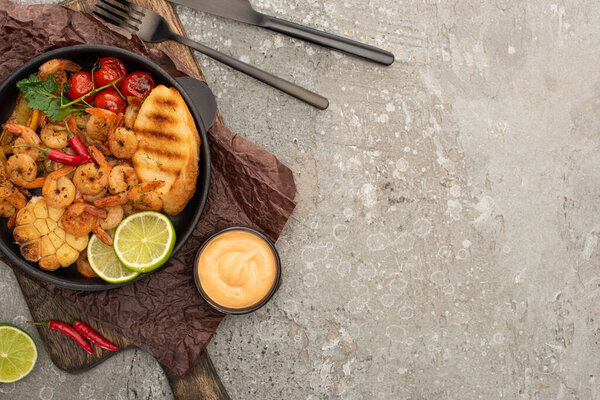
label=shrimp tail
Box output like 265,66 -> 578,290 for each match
84,205 -> 107,219
7,213 -> 16,228
93,225 -> 113,246
94,192 -> 128,208
127,96 -> 142,108
86,108 -> 116,120
3,123 -> 27,134
42,165 -> 76,193
9,189 -> 27,209
0,186 -> 27,210
20,177 -> 45,189
51,165 -> 76,178
111,113 -> 124,131
139,181 -> 164,191
38,59 -> 81,79
88,145 -> 110,167
66,115 -> 82,136
66,202 -> 87,216
3,123 -> 41,146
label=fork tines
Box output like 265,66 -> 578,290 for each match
93,0 -> 144,33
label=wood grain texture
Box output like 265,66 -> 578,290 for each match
15,271 -> 230,399
63,0 -> 200,74
14,0 -> 230,398
14,270 -> 134,372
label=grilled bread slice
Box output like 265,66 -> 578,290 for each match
132,85 -> 200,215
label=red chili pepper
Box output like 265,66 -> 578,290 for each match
64,122 -> 91,159
27,320 -> 93,354
72,321 -> 118,351
16,145 -> 91,165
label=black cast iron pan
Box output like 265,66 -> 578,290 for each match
0,45 -> 216,291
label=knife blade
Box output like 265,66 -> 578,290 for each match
170,0 -> 394,65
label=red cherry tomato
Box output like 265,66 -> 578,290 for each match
67,71 -> 96,102
93,89 -> 127,113
93,57 -> 127,88
121,72 -> 156,99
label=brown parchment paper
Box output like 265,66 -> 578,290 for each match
0,0 -> 296,376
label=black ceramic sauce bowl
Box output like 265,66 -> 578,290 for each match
194,227 -> 282,315
0,45 -> 211,290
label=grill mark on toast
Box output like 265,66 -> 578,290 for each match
136,164 -> 181,176
137,145 -> 184,161
132,85 -> 199,215
137,128 -> 178,141
155,97 -> 176,107
147,112 -> 176,124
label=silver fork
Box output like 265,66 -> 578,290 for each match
93,0 -> 328,109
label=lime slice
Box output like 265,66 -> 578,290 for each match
113,211 -> 175,273
87,233 -> 140,283
0,324 -> 38,383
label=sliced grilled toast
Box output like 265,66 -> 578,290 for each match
132,85 -> 200,215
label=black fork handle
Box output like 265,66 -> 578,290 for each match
261,15 -> 394,66
171,33 -> 329,110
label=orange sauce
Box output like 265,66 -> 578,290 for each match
196,230 -> 277,309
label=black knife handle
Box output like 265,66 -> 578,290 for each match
261,15 -> 394,66
171,33 -> 329,110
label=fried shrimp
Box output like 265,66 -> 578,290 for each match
5,154 -> 44,188
82,188 -> 107,203
61,202 -> 106,237
98,205 -> 123,230
67,114 -> 89,136
123,96 -> 141,129
0,201 -> 16,218
76,252 -> 97,278
38,59 -> 81,80
128,181 -> 164,211
40,123 -> 69,149
92,225 -> 113,246
4,123 -> 43,159
73,164 -> 105,196
107,165 -> 138,194
0,186 -> 27,217
108,127 -> 138,159
94,181 -> 164,211
38,59 -> 81,92
73,146 -> 111,196
93,191 -> 127,208
85,108 -> 122,141
13,137 -> 42,160
42,166 -> 76,209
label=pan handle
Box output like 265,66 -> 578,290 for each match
175,76 -> 218,132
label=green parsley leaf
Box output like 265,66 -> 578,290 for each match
16,74 -> 72,122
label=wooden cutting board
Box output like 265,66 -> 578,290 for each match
13,0 -> 230,398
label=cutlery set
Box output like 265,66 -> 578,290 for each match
93,0 -> 394,109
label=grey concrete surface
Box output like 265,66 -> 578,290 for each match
2,0 -> 600,398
